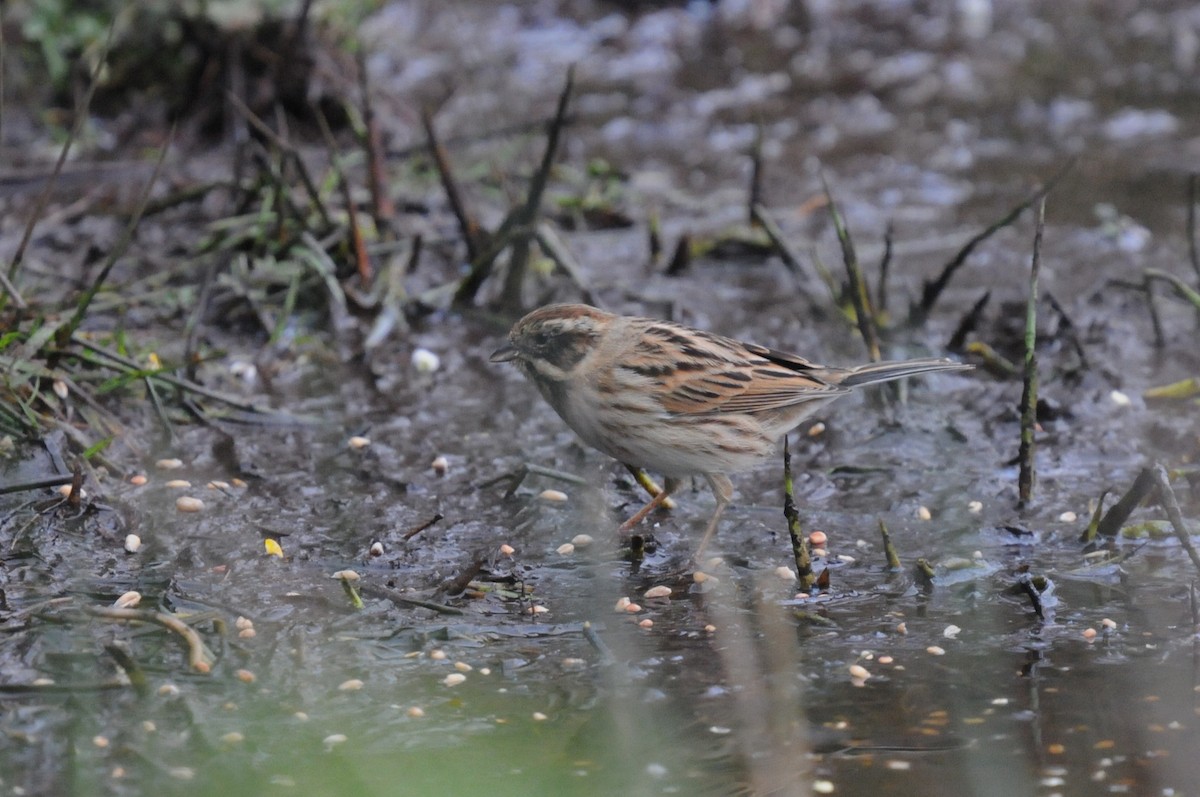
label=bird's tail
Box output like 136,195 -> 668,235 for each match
837,357 -> 972,388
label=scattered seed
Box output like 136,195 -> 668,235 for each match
331,569 -> 360,581
809,530 -> 828,546
917,506 -> 932,521
236,669 -> 256,683
1058,511 -> 1078,522
615,597 -> 631,611
499,544 -> 515,556
124,534 -> 141,553
293,712 -> 309,721
644,585 -> 672,599
926,646 -> 946,656
323,734 -> 348,751
885,760 -> 911,771
849,664 -> 871,681
406,707 -> 425,718
526,605 -> 549,615
944,625 -> 962,639
338,679 -> 364,691
556,543 -> 575,555
164,479 -> 192,489
208,480 -> 230,490
539,489 -> 569,502
93,735 -> 109,748
703,556 -> 725,570
775,566 -> 797,581
878,656 -> 894,664
704,624 -> 717,633
967,500 -> 983,513
429,650 -> 447,661
175,496 -> 204,513
693,572 -> 712,584
167,767 -> 196,781
1101,618 -> 1117,629
562,657 -> 587,670
813,781 -> 835,794
836,554 -> 856,564
532,712 -> 548,721
232,478 -> 247,488
348,436 -> 371,450
1110,390 -> 1131,407
130,474 -> 148,486
812,548 -> 827,557
1082,628 -> 1098,640
238,628 -> 256,639
220,732 -> 244,745
156,458 -> 184,470
897,622 -> 908,635
638,619 -> 654,628
454,662 -> 472,673
624,602 -> 642,613
52,379 -> 69,399
114,591 -> 141,609
158,684 -> 180,697
1047,743 -> 1066,755
442,673 -> 466,687
431,455 -> 449,475
571,534 -> 594,547
369,541 -> 384,557
412,348 -> 441,372
57,484 -> 85,499
807,421 -> 826,437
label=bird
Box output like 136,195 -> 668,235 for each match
491,303 -> 971,556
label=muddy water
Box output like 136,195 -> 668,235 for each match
4,1 -> 1200,796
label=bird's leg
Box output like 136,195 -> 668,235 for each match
693,474 -> 734,562
618,475 -> 681,533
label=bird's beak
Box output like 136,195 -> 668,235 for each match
490,343 -> 519,363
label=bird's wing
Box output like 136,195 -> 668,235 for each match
619,322 -> 849,416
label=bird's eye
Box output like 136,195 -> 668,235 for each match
533,331 -> 550,346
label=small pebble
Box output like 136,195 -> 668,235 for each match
431,455 -> 449,476
338,679 -> 364,691
93,735 -> 109,748
114,591 -> 141,609
704,624 -> 717,633
878,655 -> 894,664
623,602 -> 643,613
1082,628 -> 1098,641
809,530 -> 827,546
406,707 -> 425,718
1058,511 -> 1077,523
155,458 -> 184,470
175,496 -> 204,513
531,712 -> 548,721
644,585 -> 672,599
442,673 -> 466,687
571,534 -> 594,547
130,474 -> 148,486
454,662 -> 472,673
412,348 -> 441,373
539,489 -> 569,502
238,628 -> 256,639
499,544 -> 515,556
429,649 -> 447,661
235,616 -> 253,630
926,645 -> 946,656
164,479 -> 191,489
236,669 -> 256,683
916,506 -> 932,521
1110,390 -> 1131,407
849,664 -> 871,681
347,436 -> 371,450
556,543 -> 575,555
638,619 -> 654,629
967,500 -> 983,514
124,534 -> 142,553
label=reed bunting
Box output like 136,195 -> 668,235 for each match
491,304 -> 971,555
